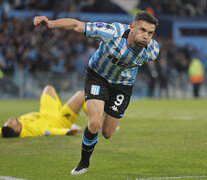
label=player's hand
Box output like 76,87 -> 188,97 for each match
66,129 -> 78,135
33,16 -> 51,28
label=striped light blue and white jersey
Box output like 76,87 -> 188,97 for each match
84,22 -> 159,86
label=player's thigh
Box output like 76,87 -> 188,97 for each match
104,88 -> 131,119
86,99 -> 105,132
65,91 -> 85,115
84,68 -> 109,124
101,113 -> 120,139
40,94 -> 61,114
86,99 -> 105,117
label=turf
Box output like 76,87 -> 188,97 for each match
0,99 -> 207,180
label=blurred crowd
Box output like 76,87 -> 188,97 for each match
0,13 -> 194,75
0,13 -> 99,76
1,0 -> 126,14
3,0 -> 207,17
0,13 -> 198,98
140,0 -> 207,17
0,0 -> 206,98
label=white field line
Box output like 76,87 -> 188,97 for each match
134,175 -> 207,180
0,176 -> 29,180
172,116 -> 194,120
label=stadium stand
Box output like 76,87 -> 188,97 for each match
0,0 -> 206,99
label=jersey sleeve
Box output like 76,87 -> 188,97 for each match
147,39 -> 159,61
85,22 -> 127,42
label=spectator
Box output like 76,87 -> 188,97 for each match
188,57 -> 204,98
157,57 -> 169,98
145,61 -> 158,97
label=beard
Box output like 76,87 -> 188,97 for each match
134,40 -> 147,47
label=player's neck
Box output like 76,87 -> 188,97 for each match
127,40 -> 142,53
17,121 -> 22,133
127,32 -> 142,53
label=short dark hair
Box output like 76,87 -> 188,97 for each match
134,11 -> 158,27
1,126 -> 20,138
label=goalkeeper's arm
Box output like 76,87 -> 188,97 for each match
43,128 -> 78,136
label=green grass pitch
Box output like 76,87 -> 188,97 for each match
0,99 -> 207,180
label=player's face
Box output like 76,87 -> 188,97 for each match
130,20 -> 156,47
4,117 -> 19,132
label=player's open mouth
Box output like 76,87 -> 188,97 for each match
140,40 -> 147,45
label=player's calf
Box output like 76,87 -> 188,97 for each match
71,126 -> 98,175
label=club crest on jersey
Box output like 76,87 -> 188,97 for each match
96,22 -> 104,28
91,85 -> 100,95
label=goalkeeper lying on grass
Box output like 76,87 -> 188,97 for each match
0,85 -> 87,138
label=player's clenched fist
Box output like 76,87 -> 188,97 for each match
33,16 -> 51,28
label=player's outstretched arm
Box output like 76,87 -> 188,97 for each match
33,16 -> 85,33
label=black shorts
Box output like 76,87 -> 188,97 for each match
84,68 -> 133,118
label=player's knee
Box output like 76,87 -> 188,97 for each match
76,90 -> 84,96
102,131 -> 112,139
73,90 -> 84,100
43,85 -> 54,93
88,120 -> 100,133
88,111 -> 103,124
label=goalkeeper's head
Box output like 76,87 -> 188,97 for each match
1,117 -> 21,138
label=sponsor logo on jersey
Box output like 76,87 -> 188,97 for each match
110,105 -> 119,112
107,55 -> 137,68
105,24 -> 111,30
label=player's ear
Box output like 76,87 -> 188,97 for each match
130,23 -> 135,33
130,23 -> 133,29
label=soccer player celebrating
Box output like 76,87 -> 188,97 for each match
0,85 -> 86,138
34,11 -> 159,175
